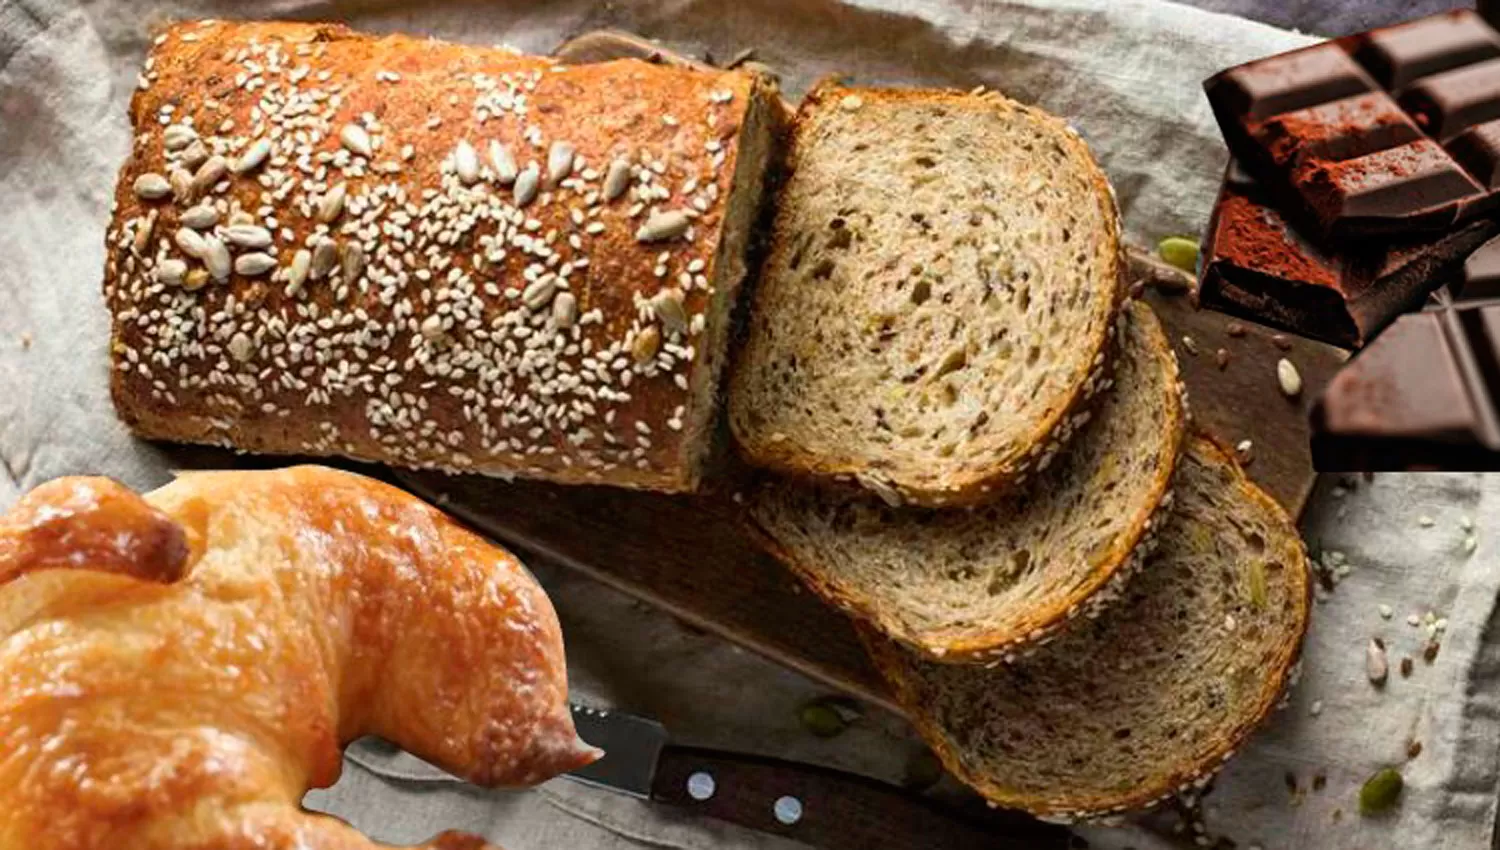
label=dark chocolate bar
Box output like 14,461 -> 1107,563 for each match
1206,10 -> 1500,240
1196,162 -> 1500,348
1311,300 -> 1500,470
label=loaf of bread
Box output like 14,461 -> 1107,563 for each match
728,83 -> 1127,507
104,20 -> 777,492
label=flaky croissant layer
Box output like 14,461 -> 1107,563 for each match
0,467 -> 599,850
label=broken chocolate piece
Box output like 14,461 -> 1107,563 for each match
1312,303 -> 1500,470
1196,163 -> 1500,348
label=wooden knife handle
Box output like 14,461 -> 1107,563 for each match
651,746 -> 1071,850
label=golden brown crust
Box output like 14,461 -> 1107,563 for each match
0,467 -> 595,849
105,20 -> 775,492
729,81 -> 1128,508
864,435 -> 1313,819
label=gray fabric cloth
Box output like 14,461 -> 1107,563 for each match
3,1 -> 1499,848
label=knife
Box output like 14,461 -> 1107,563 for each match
345,704 -> 1071,850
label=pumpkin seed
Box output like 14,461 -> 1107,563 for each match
488,140 -> 518,184
1359,768 -> 1402,815
635,209 -> 691,242
202,235 -> 231,282
174,227 -> 208,258
552,291 -> 578,328
224,224 -> 273,249
163,123 -> 197,151
340,123 -> 372,157
546,140 -> 575,187
1277,358 -> 1302,397
603,158 -> 632,201
316,182 -> 347,223
1248,560 -> 1267,609
133,172 -> 171,200
797,698 -> 856,738
632,325 -> 661,364
310,238 -> 338,280
514,165 -> 540,207
154,259 -> 187,286
233,137 -> 272,174
234,252 -> 276,276
180,204 -> 219,230
454,140 -> 480,185
1158,236 -> 1199,273
182,268 -> 210,292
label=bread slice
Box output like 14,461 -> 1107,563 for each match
746,300 -> 1184,662
728,83 -> 1127,507
864,436 -> 1311,820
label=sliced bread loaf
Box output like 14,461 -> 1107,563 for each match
864,436 -> 1311,820
727,84 -> 1128,507
746,300 -> 1184,662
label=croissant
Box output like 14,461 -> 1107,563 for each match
0,466 -> 600,849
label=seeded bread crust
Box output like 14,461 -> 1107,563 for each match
745,300 -> 1185,663
105,20 -> 777,492
864,436 -> 1312,820
728,83 -> 1128,507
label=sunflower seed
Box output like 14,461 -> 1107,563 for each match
224,224 -> 273,249
603,159 -> 632,201
131,213 -> 156,255
552,291 -> 578,328
1367,638 -> 1389,685
316,182 -> 347,223
227,331 -> 254,363
284,249 -> 312,296
651,288 -> 688,333
632,325 -> 661,364
154,259 -> 187,286
182,268 -> 209,292
488,140 -> 518,184
522,278 -> 557,312
546,140 -> 575,187
340,123 -> 372,157
180,204 -> 218,229
180,139 -> 209,169
174,227 -> 208,258
310,238 -> 338,280
454,140 -> 480,184
420,314 -> 446,341
514,164 -> 540,207
636,209 -> 692,242
191,156 -> 228,197
234,252 -> 276,276
341,241 -> 366,283
228,210 -> 254,227
233,137 -> 272,174
168,167 -> 194,203
1277,358 -> 1302,397
133,172 -> 171,200
203,236 -> 231,281
163,123 -> 197,151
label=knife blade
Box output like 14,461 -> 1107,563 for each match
345,704 -> 1071,850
